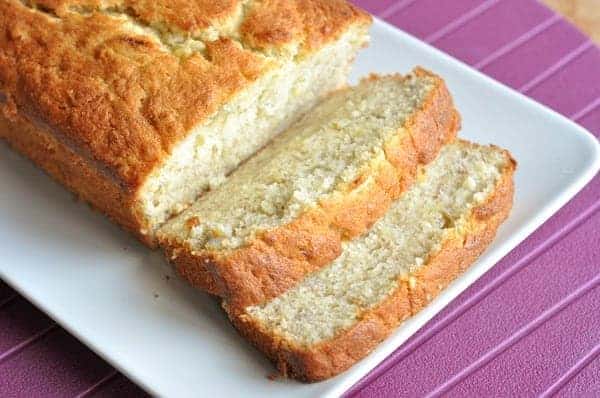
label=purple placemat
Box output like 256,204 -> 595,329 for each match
1,1 -> 599,397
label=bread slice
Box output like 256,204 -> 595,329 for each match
158,68 -> 460,298
229,140 -> 515,381
0,0 -> 371,245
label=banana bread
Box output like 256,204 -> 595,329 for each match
0,0 -> 371,245
232,140 -> 516,381
158,69 -> 460,298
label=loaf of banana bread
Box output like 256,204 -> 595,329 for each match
0,0 -> 371,245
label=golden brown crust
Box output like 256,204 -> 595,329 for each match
408,151 -> 516,312
241,0 -> 371,55
0,0 -> 369,241
163,70 -> 461,309
165,242 -> 222,295
22,0 -> 240,32
229,152 -> 516,382
0,112 -> 153,245
26,0 -> 371,52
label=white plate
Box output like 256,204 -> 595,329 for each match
1,19 -> 599,398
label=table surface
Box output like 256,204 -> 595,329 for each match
543,0 -> 600,44
1,1 -> 599,397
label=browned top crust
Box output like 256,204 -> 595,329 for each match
0,0 -> 370,190
31,0 -> 242,33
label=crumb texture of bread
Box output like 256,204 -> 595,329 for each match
158,69 -> 459,299
138,27 -> 367,231
162,72 -> 439,250
0,0 -> 371,240
236,141 -> 515,380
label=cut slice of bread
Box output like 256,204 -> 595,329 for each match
158,68 -> 460,299
230,140 -> 516,381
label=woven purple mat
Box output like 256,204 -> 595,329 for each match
1,0 -> 599,396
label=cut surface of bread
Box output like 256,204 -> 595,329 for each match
158,68 -> 460,299
231,140 -> 515,381
0,0 -> 371,244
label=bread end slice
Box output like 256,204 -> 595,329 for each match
408,152 -> 515,314
230,282 -> 412,382
228,141 -> 515,381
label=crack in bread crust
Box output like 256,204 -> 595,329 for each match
15,0 -> 370,59
0,0 -> 370,187
229,153 -> 515,381
21,0 -> 251,58
162,69 -> 461,308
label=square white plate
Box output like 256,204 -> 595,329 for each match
1,19 -> 599,398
